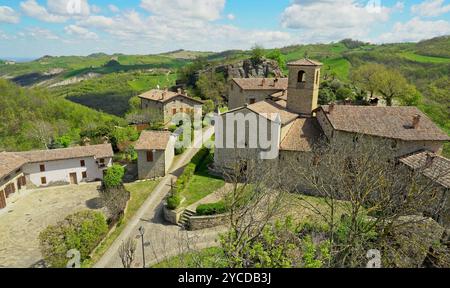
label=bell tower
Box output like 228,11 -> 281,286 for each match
286,59 -> 322,117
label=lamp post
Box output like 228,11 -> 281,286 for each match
138,226 -> 146,268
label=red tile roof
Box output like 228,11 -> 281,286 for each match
400,151 -> 450,188
246,100 -> 298,125
138,89 -> 203,104
135,131 -> 173,150
0,152 -> 27,179
280,118 -> 322,152
317,105 -> 450,141
287,59 -> 323,66
17,144 -> 114,163
232,78 -> 288,91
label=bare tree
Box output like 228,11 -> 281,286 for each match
119,238 -> 137,268
282,136 -> 449,267
26,120 -> 55,149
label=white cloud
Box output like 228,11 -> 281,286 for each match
378,17 -> 450,43
20,0 -> 67,23
47,0 -> 91,16
227,13 -> 235,20
108,4 -> 120,13
411,0 -> 450,17
281,0 -> 391,42
65,24 -> 98,39
140,0 -> 225,21
0,6 -> 20,23
25,27 -> 59,40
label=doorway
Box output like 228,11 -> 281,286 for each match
0,190 -> 6,209
69,173 -> 78,185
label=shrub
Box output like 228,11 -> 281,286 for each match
167,194 -> 182,210
103,164 -> 125,189
39,211 -> 108,268
196,201 -> 228,216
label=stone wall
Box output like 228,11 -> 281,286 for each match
228,81 -> 281,109
188,213 -> 230,231
137,149 -> 166,180
163,204 -> 185,225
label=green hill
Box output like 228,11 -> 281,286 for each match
0,79 -> 123,151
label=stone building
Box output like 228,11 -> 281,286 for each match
139,89 -> 204,124
228,78 -> 288,109
135,130 -> 176,180
0,144 -> 114,210
215,57 -> 449,177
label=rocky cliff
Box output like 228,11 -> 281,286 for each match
211,58 -> 284,79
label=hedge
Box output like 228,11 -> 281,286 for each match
39,211 -> 108,268
166,147 -> 210,210
196,201 -> 228,216
103,164 -> 125,189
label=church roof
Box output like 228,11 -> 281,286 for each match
246,100 -> 298,125
316,105 -> 450,142
280,118 -> 322,152
138,89 -> 203,104
287,59 -> 323,66
232,78 -> 288,91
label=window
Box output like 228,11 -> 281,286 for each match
41,177 -> 47,185
99,159 -> 105,164
147,151 -> 154,162
249,98 -> 256,104
298,70 -> 306,83
82,172 -> 87,179
40,164 -> 45,172
180,108 -> 184,113
80,160 -> 86,167
16,169 -> 21,173
172,108 -> 177,114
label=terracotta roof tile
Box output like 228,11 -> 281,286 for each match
287,59 -> 323,66
0,152 -> 27,179
318,105 -> 450,141
280,118 -> 322,152
232,78 -> 288,91
17,144 -> 114,163
138,89 -> 203,104
247,100 -> 298,125
400,151 -> 450,189
135,131 -> 173,150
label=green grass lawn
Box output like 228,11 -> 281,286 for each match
322,57 -> 351,80
83,180 -> 160,267
399,52 -> 450,64
152,247 -> 227,268
181,154 -> 226,207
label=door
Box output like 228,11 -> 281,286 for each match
0,190 -> 6,209
69,173 -> 78,185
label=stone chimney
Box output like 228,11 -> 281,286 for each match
413,114 -> 421,129
328,102 -> 336,114
82,137 -> 91,146
177,88 -> 182,94
102,136 -> 109,144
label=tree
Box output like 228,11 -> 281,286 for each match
283,137 -> 449,267
250,45 -> 265,65
266,49 -> 286,70
351,64 -> 384,99
119,238 -> 137,268
374,68 -> 418,106
196,71 -> 225,106
26,120 -> 55,149
103,164 -> 125,189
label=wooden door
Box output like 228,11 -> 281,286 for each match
0,190 -> 6,209
69,173 -> 78,185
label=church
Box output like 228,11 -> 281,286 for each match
214,58 -> 450,176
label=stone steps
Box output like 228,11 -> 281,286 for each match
177,209 -> 196,228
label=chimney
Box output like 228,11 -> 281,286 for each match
177,88 -> 182,94
413,114 -> 421,129
328,103 -> 336,114
102,136 -> 109,144
161,91 -> 165,100
273,78 -> 279,87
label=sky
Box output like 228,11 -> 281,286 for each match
0,0 -> 450,58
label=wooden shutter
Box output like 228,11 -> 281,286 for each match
40,164 -> 45,172
0,191 -> 6,209
147,151 -> 154,162
80,160 -> 86,167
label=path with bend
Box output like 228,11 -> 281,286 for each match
94,127 -> 227,268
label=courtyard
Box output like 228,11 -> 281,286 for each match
0,183 -> 102,268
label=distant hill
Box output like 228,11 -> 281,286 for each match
160,49 -> 213,60
415,36 -> 450,58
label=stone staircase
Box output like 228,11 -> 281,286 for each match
178,208 -> 196,229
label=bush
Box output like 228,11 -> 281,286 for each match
167,194 -> 182,210
103,164 -> 125,189
196,201 -> 228,216
39,211 -> 108,268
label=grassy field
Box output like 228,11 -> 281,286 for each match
399,52 -> 450,64
83,180 -> 160,267
152,247 -> 226,268
182,154 -> 225,207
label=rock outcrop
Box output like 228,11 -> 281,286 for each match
212,58 -> 284,79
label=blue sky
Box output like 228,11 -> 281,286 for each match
0,0 -> 449,58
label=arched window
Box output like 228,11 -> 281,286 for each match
298,70 -> 306,83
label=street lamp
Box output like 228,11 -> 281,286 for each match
138,226 -> 146,268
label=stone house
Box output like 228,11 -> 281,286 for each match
228,78 -> 288,110
139,89 -> 204,124
0,144 -> 114,210
135,130 -> 176,180
214,57 -> 449,198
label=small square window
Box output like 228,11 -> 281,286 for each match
99,159 -> 105,164
82,172 -> 87,179
147,151 -> 154,162
41,177 -> 47,185
40,164 -> 45,172
80,160 -> 86,167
